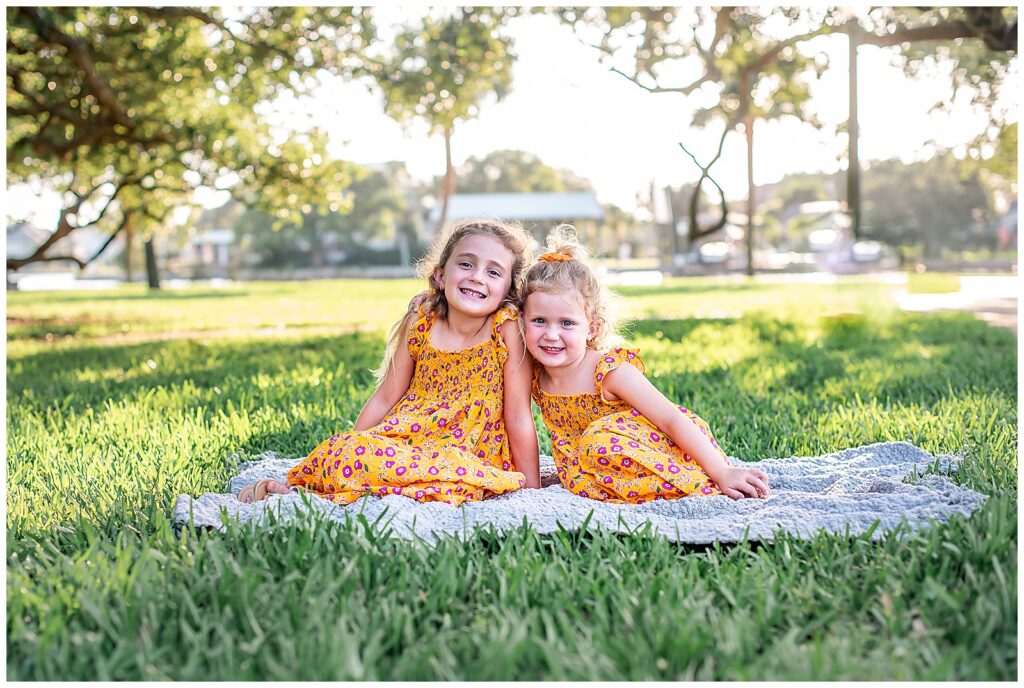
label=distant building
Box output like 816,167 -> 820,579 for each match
426,191 -> 605,245
181,228 -> 235,277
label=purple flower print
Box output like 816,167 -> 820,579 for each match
354,460 -> 363,470
622,458 -> 632,467
384,460 -> 395,468
410,462 -> 419,469
411,423 -> 421,433
392,487 -> 402,495
302,466 -> 312,475
604,356 -> 615,363
311,457 -> 319,468
662,482 -> 674,491
385,447 -> 396,458
650,432 -> 661,442
702,486 -> 714,495
438,418 -> 447,427
453,429 -> 463,439
355,446 -> 366,456
375,449 -> 383,457
603,476 -> 614,484
654,463 -> 665,471
456,466 -> 467,477
627,490 -> 638,498
597,447 -> 607,455
668,465 -> 680,474
342,465 -> 353,478
597,457 -> 610,466
476,470 -> 485,478
416,490 -> 425,499
429,466 -> 440,476
502,461 -> 510,470
396,466 -> 407,476
333,460 -> 341,470
477,450 -> 485,458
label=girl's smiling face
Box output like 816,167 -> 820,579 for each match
433,234 -> 514,318
523,290 -> 597,369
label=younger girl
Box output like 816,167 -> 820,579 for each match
239,219 -> 541,505
521,227 -> 770,503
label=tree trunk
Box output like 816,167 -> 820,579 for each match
847,25 -> 862,240
124,218 -> 135,282
745,114 -> 756,277
435,124 -> 455,235
144,236 -> 161,290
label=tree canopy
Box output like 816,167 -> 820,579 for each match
553,6 -> 1017,241
6,6 -> 375,270
451,149 -> 593,194
375,8 -> 518,232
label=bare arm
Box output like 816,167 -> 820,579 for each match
501,322 -> 540,488
353,327 -> 415,432
602,364 -> 770,499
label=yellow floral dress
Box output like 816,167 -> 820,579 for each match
286,305 -> 527,506
533,347 -> 728,503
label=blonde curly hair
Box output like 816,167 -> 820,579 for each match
521,224 -> 620,351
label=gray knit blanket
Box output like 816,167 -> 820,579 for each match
172,441 -> 986,543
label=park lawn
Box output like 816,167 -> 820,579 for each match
6,276 -> 1017,680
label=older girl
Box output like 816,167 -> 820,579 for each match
240,219 -> 540,505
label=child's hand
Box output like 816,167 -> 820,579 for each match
715,467 -> 771,500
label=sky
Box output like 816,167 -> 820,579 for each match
7,8 -> 1018,228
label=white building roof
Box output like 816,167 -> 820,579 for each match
427,192 -> 604,223
193,228 -> 235,245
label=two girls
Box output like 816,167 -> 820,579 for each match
241,220 -> 768,506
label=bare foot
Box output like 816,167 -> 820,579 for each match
237,479 -> 292,503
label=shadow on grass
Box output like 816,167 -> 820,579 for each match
9,289 -> 254,305
7,330 -> 385,418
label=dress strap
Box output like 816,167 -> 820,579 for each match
405,306 -> 435,360
594,347 -> 646,401
490,304 -> 519,365
530,362 -> 543,403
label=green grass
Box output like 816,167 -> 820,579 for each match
6,276 -> 1017,680
906,272 -> 961,294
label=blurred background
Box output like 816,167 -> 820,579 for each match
5,6 -> 1018,290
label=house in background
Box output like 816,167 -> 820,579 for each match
179,227 -> 235,278
426,191 -> 605,248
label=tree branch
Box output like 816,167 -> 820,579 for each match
24,7 -> 134,128
858,21 -> 988,48
8,254 -> 86,271
84,210 -> 132,265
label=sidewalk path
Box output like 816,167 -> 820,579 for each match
895,275 -> 1018,335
